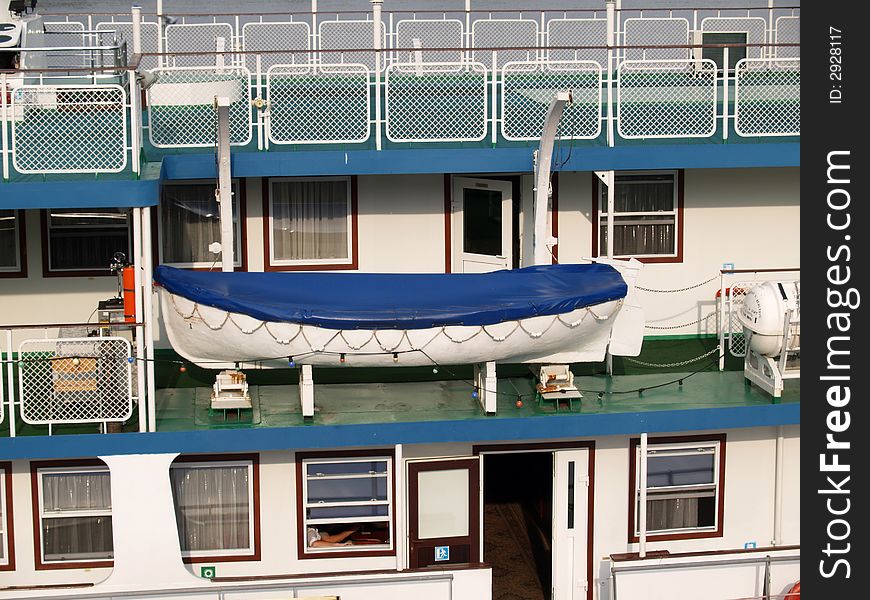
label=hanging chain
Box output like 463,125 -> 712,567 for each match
625,346 -> 720,368
636,274 -> 719,294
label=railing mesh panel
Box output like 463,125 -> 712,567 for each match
11,85 -> 128,173
546,19 -> 607,67
472,19 -> 539,70
395,19 -> 464,64
385,63 -> 488,142
147,67 -> 253,147
18,338 -> 133,425
501,61 -> 602,140
734,58 -> 800,137
242,21 -> 310,73
319,20 -> 386,72
267,65 -> 370,144
775,16 -> 800,59
623,18 -> 690,61
165,23 -> 236,67
617,59 -> 717,139
96,21 -> 161,71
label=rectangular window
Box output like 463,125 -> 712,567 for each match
596,171 -> 682,261
702,32 -> 748,71
0,463 -> 12,569
160,181 -> 244,269
0,210 -> 25,277
35,465 -> 113,566
169,456 -> 258,561
630,435 -> 725,542
267,177 -> 356,270
43,209 -> 131,275
298,453 -> 394,557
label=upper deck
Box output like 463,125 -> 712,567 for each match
0,2 -> 800,187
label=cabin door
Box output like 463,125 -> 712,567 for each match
452,177 -> 513,272
407,457 -> 481,568
552,449 -> 590,600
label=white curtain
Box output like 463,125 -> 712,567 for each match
41,471 -> 113,560
646,497 -> 700,531
271,180 -> 349,262
170,465 -> 250,552
161,184 -> 238,264
600,177 -> 676,256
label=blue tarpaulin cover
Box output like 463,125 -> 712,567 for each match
154,263 -> 627,330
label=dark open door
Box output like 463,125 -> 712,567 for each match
408,457 -> 481,568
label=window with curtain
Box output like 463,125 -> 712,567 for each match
0,210 -> 21,273
300,456 -> 393,555
45,208 -> 131,273
160,182 -> 242,268
170,459 -> 255,558
269,178 -> 352,266
37,467 -> 113,564
598,172 -> 678,258
633,439 -> 722,538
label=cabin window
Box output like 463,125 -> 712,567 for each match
266,177 -> 357,270
297,452 -> 394,557
33,463 -> 114,567
629,435 -> 725,542
594,170 -> 683,262
169,456 -> 259,561
0,210 -> 25,277
42,208 -> 131,275
701,32 -> 748,71
0,463 -> 12,569
159,181 -> 244,269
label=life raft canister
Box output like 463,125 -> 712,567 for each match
122,266 -> 136,323
784,581 -> 800,599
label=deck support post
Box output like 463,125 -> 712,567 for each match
216,96 -> 234,273
639,432 -> 648,558
300,364 -> 315,418
533,91 -> 571,266
474,361 -> 498,415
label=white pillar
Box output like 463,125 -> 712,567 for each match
300,364 -> 315,418
773,426 -> 784,545
98,454 -> 202,589
638,432 -> 648,558
474,361 -> 498,415
143,206 -> 157,432
533,91 -> 570,265
605,1 -> 616,147
131,5 -> 142,55
133,208 -> 147,433
395,443 -> 405,572
372,0 -> 383,151
5,330 -> 14,438
215,96 -> 234,272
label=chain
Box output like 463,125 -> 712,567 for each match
636,274 -> 719,294
645,316 -> 712,330
625,346 -> 719,368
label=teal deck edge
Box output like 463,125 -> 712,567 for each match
0,402 -> 799,459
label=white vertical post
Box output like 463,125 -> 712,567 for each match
311,0 -> 318,66
722,46 -> 729,140
533,92 -> 570,266
1,73 -> 9,181
490,50 -> 497,145
465,0 -> 472,61
156,0 -> 164,63
412,38 -> 423,75
372,0 -> 383,151
5,329 -> 14,438
394,443 -> 405,572
133,208 -> 147,433
300,364 -> 315,418
605,1 -> 616,147
143,206 -> 157,433
773,426 -> 784,545
606,171 -> 615,258
131,5 -> 142,56
215,96 -> 235,273
215,37 -> 226,72
719,271 -> 726,370
638,432 -> 648,558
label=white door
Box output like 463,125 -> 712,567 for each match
452,177 -> 512,273
552,449 -> 590,600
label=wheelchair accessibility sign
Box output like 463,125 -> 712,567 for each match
435,546 -> 450,561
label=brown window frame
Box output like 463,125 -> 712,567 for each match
170,453 -> 261,564
628,433 -> 726,543
155,179 -> 248,271
30,459 -> 114,571
0,210 -> 27,279
296,448 -> 396,560
0,462 -> 15,571
263,176 -> 359,272
591,169 -> 685,264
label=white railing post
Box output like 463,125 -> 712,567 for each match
639,432 -> 648,558
491,50 -> 497,145
1,72 -> 9,181
465,0 -> 472,61
156,0 -> 165,67
143,206 -> 157,433
311,0 -> 318,67
129,7 -> 142,176
5,330 -> 14,437
719,270 -> 727,371
372,0 -> 383,150
606,0 -> 616,147
722,47 -> 729,140
133,208 -> 147,433
607,171 -> 615,258
216,96 -> 235,273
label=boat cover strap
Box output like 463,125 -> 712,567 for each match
153,263 -> 627,330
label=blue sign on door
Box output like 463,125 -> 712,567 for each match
435,546 -> 450,561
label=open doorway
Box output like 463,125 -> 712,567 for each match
484,452 -> 553,600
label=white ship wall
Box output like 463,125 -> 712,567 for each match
0,168 -> 799,346
0,426 -> 799,599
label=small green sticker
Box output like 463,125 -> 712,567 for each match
200,566 -> 216,579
